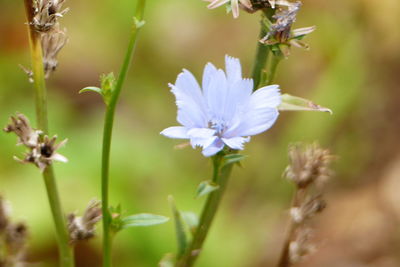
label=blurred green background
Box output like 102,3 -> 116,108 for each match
1,0 -> 400,266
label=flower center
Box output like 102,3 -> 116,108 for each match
208,119 -> 227,137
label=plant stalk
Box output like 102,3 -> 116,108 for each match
23,1 -> 74,266
176,154 -> 234,267
101,1 -> 146,266
277,188 -> 306,267
251,8 -> 275,90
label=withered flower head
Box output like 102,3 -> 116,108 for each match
285,143 -> 333,189
3,114 -> 42,148
5,114 -> 68,171
290,195 -> 326,224
41,27 -> 68,78
260,1 -> 315,57
68,200 -> 102,244
5,222 -> 28,257
288,228 -> 315,264
22,135 -> 68,171
32,0 -> 69,32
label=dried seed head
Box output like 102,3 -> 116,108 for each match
68,200 -> 102,244
26,135 -> 68,171
285,143 -> 333,189
5,114 -> 68,171
31,0 -> 69,33
41,27 -> 68,78
260,1 -> 315,57
3,114 -> 42,148
288,228 -> 315,264
290,195 -> 326,224
5,223 -> 28,257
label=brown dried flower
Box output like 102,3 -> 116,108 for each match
288,228 -> 315,264
68,200 -> 102,244
284,143 -> 333,189
5,223 -> 28,258
4,114 -> 68,171
41,27 -> 68,78
3,114 -> 41,148
290,195 -> 326,224
260,1 -> 315,57
31,0 -> 69,33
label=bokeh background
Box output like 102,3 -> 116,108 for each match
1,0 -> 400,266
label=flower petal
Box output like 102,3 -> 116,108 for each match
207,0 -> 230,9
202,138 -> 225,157
222,136 -> 250,150
170,70 -> 207,128
225,85 -> 281,137
231,0 -> 240,18
225,55 -> 242,84
187,128 -> 217,148
223,78 -> 253,123
203,69 -> 228,120
160,126 -> 189,139
187,128 -> 216,139
202,63 -> 218,90
251,85 -> 281,108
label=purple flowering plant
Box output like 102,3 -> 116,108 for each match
161,56 -> 281,156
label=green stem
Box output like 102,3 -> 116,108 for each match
251,9 -> 275,90
101,1 -> 146,266
251,24 -> 269,90
176,154 -> 234,267
23,1 -> 74,266
265,53 -> 283,85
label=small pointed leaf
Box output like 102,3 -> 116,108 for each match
168,196 -> 188,256
121,213 -> 169,228
196,180 -> 219,198
181,212 -> 199,235
278,94 -> 332,114
222,154 -> 247,168
79,86 -> 103,95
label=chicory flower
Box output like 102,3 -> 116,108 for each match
161,56 -> 281,157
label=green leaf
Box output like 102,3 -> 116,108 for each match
79,86 -> 103,95
181,212 -> 199,235
278,94 -> 332,114
121,213 -> 169,228
196,180 -> 219,198
222,154 -> 247,168
168,196 -> 188,256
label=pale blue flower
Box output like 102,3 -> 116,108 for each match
161,56 -> 281,157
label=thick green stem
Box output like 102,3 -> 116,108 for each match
265,54 -> 283,85
23,1 -> 74,266
251,9 -> 275,90
176,154 -> 234,267
251,25 -> 269,90
101,1 -> 146,266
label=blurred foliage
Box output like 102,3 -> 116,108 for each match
0,0 -> 399,266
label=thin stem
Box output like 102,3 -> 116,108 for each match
101,1 -> 146,266
43,167 -> 74,267
23,1 -> 74,266
176,154 -> 234,267
277,188 -> 306,267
